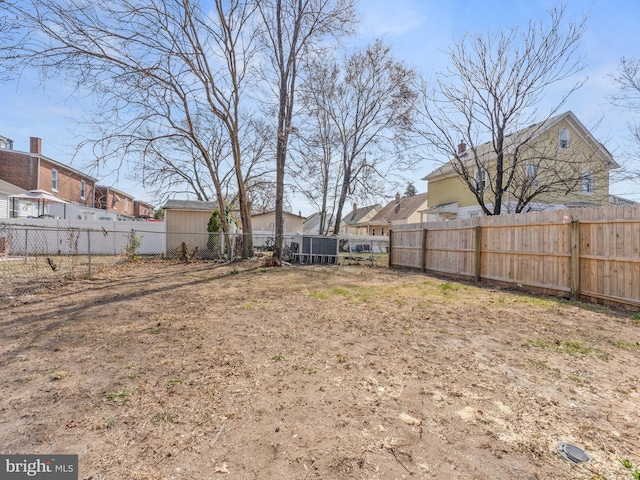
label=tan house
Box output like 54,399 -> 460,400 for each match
355,193 -> 429,236
251,210 -> 305,235
340,203 -> 382,235
423,111 -> 617,221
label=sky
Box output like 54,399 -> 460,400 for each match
1,0 -> 639,214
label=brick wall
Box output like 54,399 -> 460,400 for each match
39,159 -> 95,205
0,151 -> 38,190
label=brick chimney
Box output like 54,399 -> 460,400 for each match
457,141 -> 466,154
30,137 -> 42,154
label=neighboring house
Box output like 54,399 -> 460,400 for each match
609,195 -> 636,206
134,200 -> 155,219
355,193 -> 429,236
340,203 -> 382,235
0,178 -> 28,219
422,111 -> 618,221
0,134 -> 14,150
251,210 -> 305,235
303,212 -> 335,235
0,136 -> 98,210
94,186 -> 135,219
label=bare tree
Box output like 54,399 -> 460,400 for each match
4,0 -> 259,256
256,0 -> 356,262
414,5 -> 592,215
611,56 -> 640,179
299,41 -> 416,234
290,56 -> 342,235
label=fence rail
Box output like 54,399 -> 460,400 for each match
389,205 -> 640,309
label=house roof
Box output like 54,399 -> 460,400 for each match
341,203 -> 382,225
0,178 -> 25,195
95,185 -> 134,200
163,199 -> 220,211
368,192 -> 429,224
4,147 -> 99,182
422,111 -> 617,181
251,210 -> 305,220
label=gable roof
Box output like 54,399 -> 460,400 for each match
368,192 -> 428,223
251,210 -> 305,220
0,178 -> 25,195
422,111 -> 617,181
341,203 -> 382,225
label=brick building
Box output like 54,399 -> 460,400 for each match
94,185 -> 135,218
0,136 -> 97,207
134,200 -> 155,219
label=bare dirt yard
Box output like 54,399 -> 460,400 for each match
1,260 -> 640,480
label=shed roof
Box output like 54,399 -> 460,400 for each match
163,199 -> 219,211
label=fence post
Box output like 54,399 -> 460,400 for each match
421,229 -> 428,272
388,230 -> 393,268
474,225 -> 482,283
87,228 -> 92,278
24,228 -> 29,264
570,220 -> 580,300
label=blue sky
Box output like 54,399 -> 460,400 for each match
1,0 -> 639,211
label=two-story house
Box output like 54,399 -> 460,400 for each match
0,136 -> 98,213
340,203 -> 382,235
94,185 -> 135,219
133,200 -> 155,219
354,193 -> 429,236
422,111 -> 618,221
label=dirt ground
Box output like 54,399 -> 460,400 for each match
1,260 -> 639,480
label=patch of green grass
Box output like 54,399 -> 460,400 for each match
528,359 -> 563,378
166,379 -> 182,389
620,459 -> 640,479
272,354 -> 285,362
282,332 -> 295,339
105,390 -> 129,401
630,313 -> 640,321
128,371 -> 145,380
525,340 -> 609,360
105,416 -> 117,429
567,374 -> 584,384
149,327 -> 161,334
308,285 -> 375,303
613,340 -> 640,350
25,344 -> 38,350
299,366 -> 316,375
440,283 -> 456,294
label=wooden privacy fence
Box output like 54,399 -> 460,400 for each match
389,205 -> 640,309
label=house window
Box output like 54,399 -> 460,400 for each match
582,172 -> 594,193
51,169 -> 58,191
381,227 -> 385,236
124,198 -> 129,212
80,180 -> 86,199
526,164 -> 539,189
559,129 -> 570,149
372,228 -> 376,236
475,168 -> 487,191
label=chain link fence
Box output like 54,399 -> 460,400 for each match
0,223 -> 389,297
